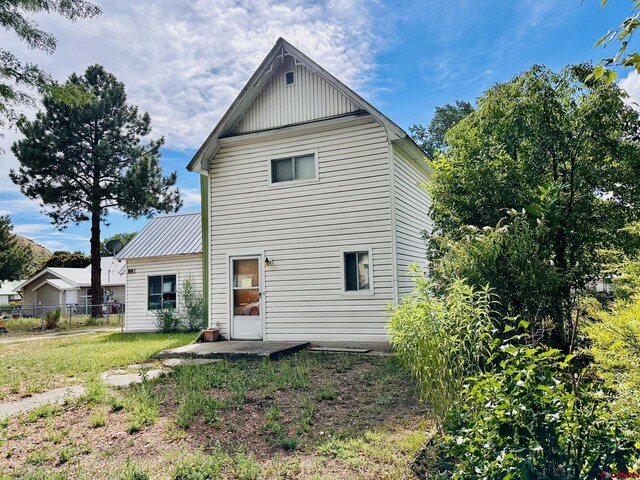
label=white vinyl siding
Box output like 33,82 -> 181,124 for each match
210,116 -> 394,341
393,147 -> 433,298
230,55 -> 361,134
123,254 -> 202,332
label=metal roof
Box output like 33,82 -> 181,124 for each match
116,213 -> 202,260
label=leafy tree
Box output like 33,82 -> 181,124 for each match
38,250 -> 90,270
11,65 -> 182,316
0,0 -> 101,130
0,215 -> 31,281
100,232 -> 137,257
409,100 -> 473,157
429,64 -> 640,348
594,0 -> 640,82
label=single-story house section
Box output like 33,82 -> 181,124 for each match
14,257 -> 125,315
116,213 -> 203,332
187,38 -> 432,342
0,281 -> 22,304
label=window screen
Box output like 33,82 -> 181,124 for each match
344,251 -> 370,292
148,274 -> 176,310
271,154 -> 316,183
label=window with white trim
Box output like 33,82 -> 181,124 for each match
344,251 -> 370,292
271,154 -> 316,183
148,274 -> 176,310
285,70 -> 295,86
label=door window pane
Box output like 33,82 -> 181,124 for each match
344,251 -> 370,292
294,155 -> 315,179
272,158 -> 293,182
233,259 -> 259,288
233,289 -> 260,316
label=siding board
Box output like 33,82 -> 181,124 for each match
210,117 -> 394,341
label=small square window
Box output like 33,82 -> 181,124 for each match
344,251 -> 370,292
148,274 -> 176,310
285,70 -> 295,86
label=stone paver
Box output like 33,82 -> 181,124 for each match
100,369 -> 166,387
0,386 -> 85,420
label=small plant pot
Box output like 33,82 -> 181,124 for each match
201,328 -> 220,342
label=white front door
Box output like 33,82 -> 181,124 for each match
230,256 -> 263,340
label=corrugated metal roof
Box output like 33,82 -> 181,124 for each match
116,213 -> 202,260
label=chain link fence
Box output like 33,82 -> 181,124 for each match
0,303 -> 125,332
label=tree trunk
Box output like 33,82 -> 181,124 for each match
90,210 -> 102,318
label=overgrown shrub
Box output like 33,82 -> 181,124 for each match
153,306 -> 180,333
440,336 -> 635,480
431,211 -> 567,347
179,277 -> 205,332
586,295 -> 640,447
387,276 -> 497,428
44,307 -> 61,329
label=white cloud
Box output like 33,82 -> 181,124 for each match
1,0 -> 382,152
181,188 -> 202,209
619,71 -> 640,110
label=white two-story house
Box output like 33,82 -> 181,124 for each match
188,38 -> 432,342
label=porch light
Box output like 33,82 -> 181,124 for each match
264,257 -> 272,266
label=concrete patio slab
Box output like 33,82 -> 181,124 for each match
161,358 -> 221,368
157,340 -> 309,361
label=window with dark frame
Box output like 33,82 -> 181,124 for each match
271,154 -> 315,183
285,70 -> 295,86
344,251 -> 370,292
148,274 -> 177,310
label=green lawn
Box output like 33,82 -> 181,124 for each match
0,332 -> 195,398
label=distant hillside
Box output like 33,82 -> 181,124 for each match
14,235 -> 52,275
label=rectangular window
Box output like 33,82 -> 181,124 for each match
285,70 -> 295,86
271,154 -> 316,183
148,274 -> 176,310
344,251 -> 370,292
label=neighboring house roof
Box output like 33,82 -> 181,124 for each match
187,37 -> 429,174
116,213 -> 202,260
0,280 -> 22,296
15,257 -> 125,292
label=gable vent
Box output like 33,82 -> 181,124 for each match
285,70 -> 295,86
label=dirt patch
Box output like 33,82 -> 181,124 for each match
0,352 -> 433,479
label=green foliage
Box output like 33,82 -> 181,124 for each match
125,380 -> 159,434
117,460 -> 149,480
38,250 -> 90,270
595,1 -> 640,80
171,450 -> 225,479
441,338 -> 634,480
429,64 -> 640,348
432,211 -> 566,345
100,232 -> 137,257
154,306 -> 180,333
44,307 -> 61,329
179,277 -> 206,332
387,277 -> 497,428
409,100 -> 474,157
10,64 -> 182,308
0,0 -> 101,131
0,215 -> 32,281
586,294 -> 640,444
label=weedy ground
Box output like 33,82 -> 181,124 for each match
0,346 -> 432,479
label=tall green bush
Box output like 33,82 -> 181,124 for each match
441,338 -> 634,480
387,276 -> 497,429
431,210 -> 567,347
179,277 -> 205,332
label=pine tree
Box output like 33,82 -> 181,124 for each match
11,65 -> 182,316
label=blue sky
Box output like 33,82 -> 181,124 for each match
0,0 -> 636,253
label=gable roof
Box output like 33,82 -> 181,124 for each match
188,37 -> 427,174
0,280 -> 22,296
14,257 -> 125,292
116,213 -> 202,260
